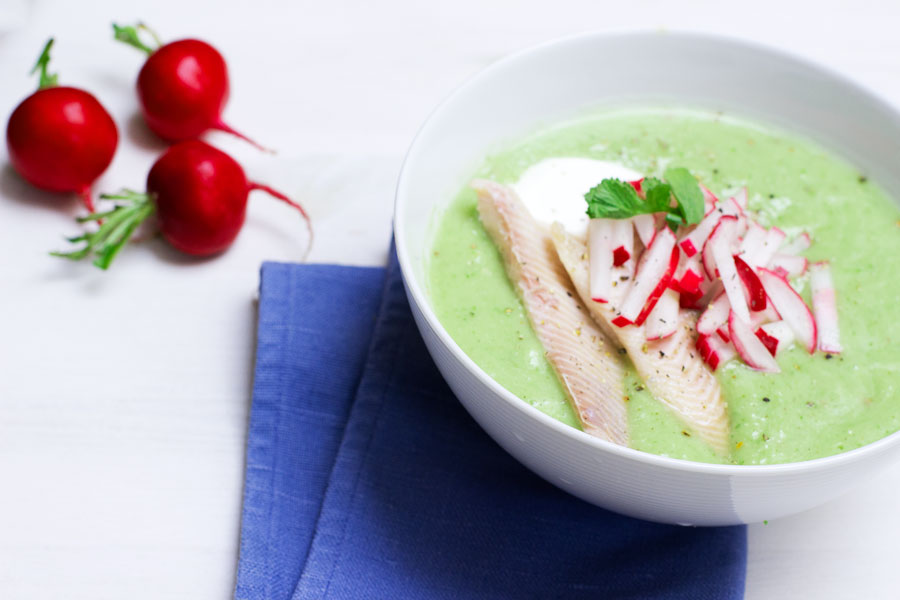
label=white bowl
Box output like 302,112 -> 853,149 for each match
393,31 -> 900,525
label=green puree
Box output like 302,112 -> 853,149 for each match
428,108 -> 900,465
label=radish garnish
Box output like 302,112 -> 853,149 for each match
589,219 -> 615,303
769,254 -> 808,278
729,310 -> 781,372
810,261 -> 842,354
697,292 -> 731,335
779,232 -> 812,255
733,255 -> 767,312
645,288 -> 679,340
674,254 -> 703,295
700,184 -> 718,214
758,268 -> 818,354
611,219 -> 634,267
716,327 -> 731,343
737,222 -> 767,266
708,216 -> 751,324
633,214 -> 656,247
628,178 -> 644,195
732,187 -> 749,211
754,227 -> 786,269
612,228 -> 678,327
757,320 -> 796,356
697,334 -> 736,371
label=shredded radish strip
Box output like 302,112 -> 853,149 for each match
697,334 -> 736,371
779,232 -> 811,255
758,320 -> 795,356
633,214 -> 656,247
758,268 -> 817,354
645,288 -> 679,340
729,310 -> 780,373
697,292 -> 731,335
754,227 -> 786,268
614,228 -> 677,325
810,261 -> 842,354
589,219 -> 615,302
709,217 -> 751,324
737,222 -> 767,266
768,254 -> 808,278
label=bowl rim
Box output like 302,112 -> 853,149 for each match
394,29 -> 900,476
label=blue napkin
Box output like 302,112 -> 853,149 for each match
235,249 -> 747,600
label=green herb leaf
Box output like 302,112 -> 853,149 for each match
639,177 -> 673,213
585,179 -> 647,219
664,166 -> 705,226
30,39 -> 58,90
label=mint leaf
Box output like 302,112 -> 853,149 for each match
664,167 -> 705,226
584,179 -> 646,219
639,177 -> 673,213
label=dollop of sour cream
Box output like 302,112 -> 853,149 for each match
511,158 -> 642,238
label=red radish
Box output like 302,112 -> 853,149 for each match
674,255 -> 703,295
699,184 -> 718,214
697,334 -> 736,371
679,288 -> 704,309
113,23 -> 268,151
810,261 -> 842,353
589,219 -> 615,303
645,288 -> 679,340
612,228 -> 678,327
732,187 -> 748,211
6,39 -> 118,212
628,178 -> 644,194
756,320 -> 795,357
729,310 -> 780,372
754,227 -> 786,268
737,222 -> 767,266
716,327 -> 730,343
769,254 -> 808,278
708,216 -> 751,324
53,140 -> 312,268
633,214 -> 656,247
733,255 -> 767,312
611,219 -> 634,267
750,304 -> 782,328
779,232 -> 811,255
698,291 -> 730,335
758,268 -> 817,353
680,197 -> 741,257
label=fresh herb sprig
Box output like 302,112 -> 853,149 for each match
585,167 -> 705,229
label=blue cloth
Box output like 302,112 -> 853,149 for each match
235,249 -> 747,600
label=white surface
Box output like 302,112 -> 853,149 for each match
0,0 -> 898,597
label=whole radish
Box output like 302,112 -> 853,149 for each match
53,140 -> 311,269
113,23 -> 267,151
6,39 -> 118,212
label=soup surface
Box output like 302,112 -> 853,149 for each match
428,108 -> 900,465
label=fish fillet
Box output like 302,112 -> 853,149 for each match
473,180 -> 628,445
551,223 -> 730,454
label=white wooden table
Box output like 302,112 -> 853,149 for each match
2,1 -> 899,597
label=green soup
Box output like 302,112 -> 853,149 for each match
428,108 -> 900,465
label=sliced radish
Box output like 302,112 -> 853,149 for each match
612,228 -> 678,327
611,219 -> 634,267
716,326 -> 731,343
757,320 -> 795,356
732,187 -> 748,210
589,219 -> 615,303
768,254 -> 808,278
733,255 -> 767,312
750,304 -> 781,328
679,288 -> 704,310
629,178 -> 644,195
754,227 -> 786,269
697,334 -> 736,371
779,232 -> 811,255
758,268 -> 817,353
737,222 -> 767,266
709,216 -> 751,324
633,214 -> 657,248
700,184 -> 718,214
810,261 -> 842,354
645,288 -> 679,340
697,291 -> 730,335
674,255 -> 703,295
729,310 -> 781,372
